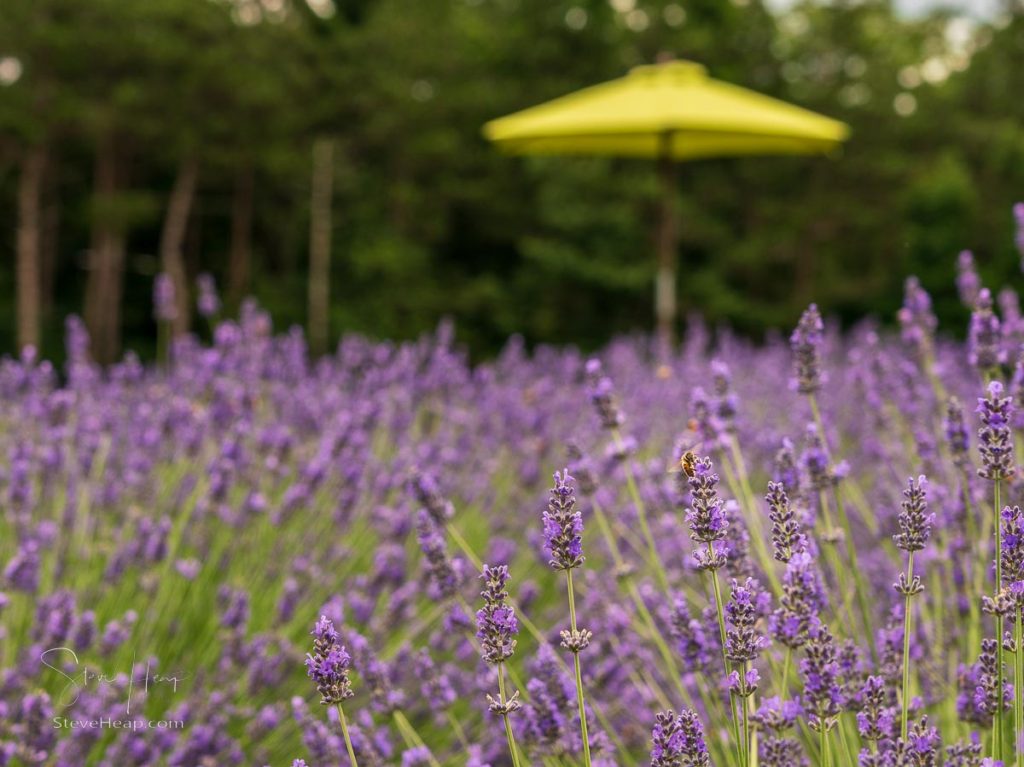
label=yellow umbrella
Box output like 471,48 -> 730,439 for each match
483,59 -> 850,344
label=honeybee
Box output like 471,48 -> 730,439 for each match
667,440 -> 704,477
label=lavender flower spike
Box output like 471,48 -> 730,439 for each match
968,288 -> 1005,373
477,564 -> 519,668
196,272 -> 220,318
957,249 -> 982,308
544,470 -> 593,766
893,476 -> 933,557
1015,202 -> 1024,267
977,381 -> 1015,482
790,304 -> 824,394
944,397 -> 971,473
476,564 -> 523,767
682,455 -> 728,571
153,272 -> 178,323
894,476 -> 931,740
543,470 -> 584,571
584,358 -> 624,430
650,709 -> 710,767
765,480 -> 802,563
305,615 -> 358,767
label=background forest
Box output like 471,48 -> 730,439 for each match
0,0 -> 1023,362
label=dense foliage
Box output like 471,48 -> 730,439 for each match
5,241 -> 1024,765
1,0 -> 1023,359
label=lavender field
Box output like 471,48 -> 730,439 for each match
6,244 -> 1024,767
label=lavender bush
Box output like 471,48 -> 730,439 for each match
2,213 -> 1024,765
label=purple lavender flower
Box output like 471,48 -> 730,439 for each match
802,423 -> 837,494
682,455 -> 728,571
584,359 -> 624,430
3,540 -> 40,592
542,470 -> 584,571
754,698 -> 805,767
1015,202 -> 1024,266
566,441 -> 598,496
968,288 -> 1005,372
888,717 -> 939,767
1001,505 -> 1024,589
894,476 -> 932,555
197,273 -> 220,318
856,676 -> 895,743
800,619 -> 841,731
898,276 -> 938,359
415,510 -> 458,601
977,381 -> 1015,481
305,615 -> 353,705
973,638 -> 1010,719
414,649 -> 456,712
711,359 -> 738,434
957,250 -> 982,308
724,578 -> 768,667
154,272 -> 178,323
476,564 -> 518,666
945,740 -> 983,767
771,550 -> 825,649
765,480 -> 803,563
791,304 -> 824,394
670,597 -> 715,670
944,397 -> 971,472
650,709 -> 710,767
409,469 -> 455,525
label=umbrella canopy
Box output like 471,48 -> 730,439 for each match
483,60 -> 850,344
484,60 -> 849,159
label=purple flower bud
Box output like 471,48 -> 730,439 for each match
3,540 -> 40,593
305,615 -> 353,705
584,359 -> 624,430
957,250 -> 982,308
542,470 -> 584,571
969,288 -> 1005,372
681,456 -> 728,571
197,273 -> 220,318
154,272 -> 178,323
977,381 -> 1015,481
894,475 -> 933,553
791,304 -> 824,394
650,708 -> 709,767
476,564 -> 518,665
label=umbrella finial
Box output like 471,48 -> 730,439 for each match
630,59 -> 706,82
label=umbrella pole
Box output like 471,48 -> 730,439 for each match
654,133 -> 678,354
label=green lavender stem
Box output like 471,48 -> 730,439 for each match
809,394 -> 875,647
781,648 -> 792,699
708,541 -> 744,767
900,551 -> 915,740
819,725 -> 830,767
1016,608 -> 1023,767
612,427 -> 671,594
740,660 -> 751,767
336,703 -> 360,767
498,662 -> 523,767
997,479 -> 1006,763
566,570 -> 593,767
393,710 -> 442,767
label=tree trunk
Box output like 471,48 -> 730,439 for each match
16,144 -> 46,352
159,155 -> 199,337
308,139 -> 334,356
84,135 -> 126,364
40,158 -> 60,319
227,163 -> 254,313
